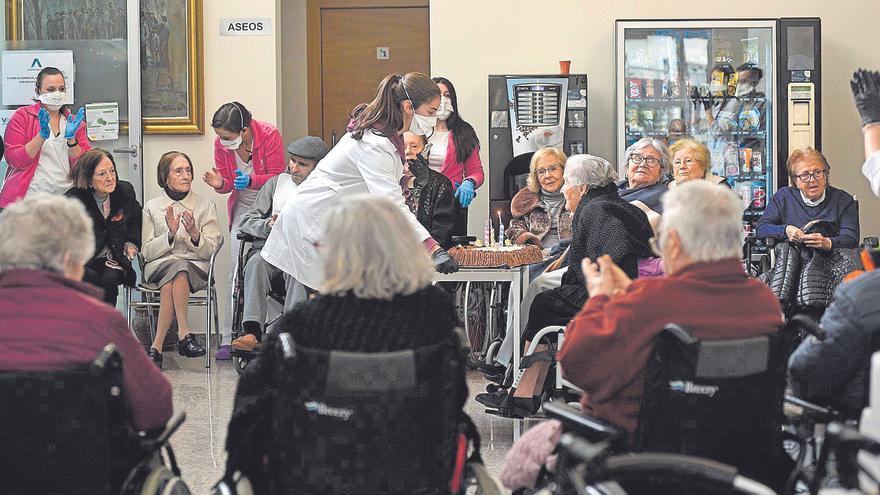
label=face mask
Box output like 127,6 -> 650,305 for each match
735,83 -> 755,98
220,135 -> 242,150
38,91 -> 66,111
408,108 -> 437,136
435,96 -> 454,121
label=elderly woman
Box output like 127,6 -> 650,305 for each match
0,195 -> 172,432
224,195 -> 465,492
667,138 -> 729,188
616,138 -> 670,217
142,151 -> 222,368
477,154 -> 654,416
506,147 -> 572,252
65,149 -> 142,306
756,147 -> 859,250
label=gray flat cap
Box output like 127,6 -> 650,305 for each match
287,136 -> 328,161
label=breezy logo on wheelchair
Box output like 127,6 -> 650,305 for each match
668,380 -> 720,397
303,401 -> 355,420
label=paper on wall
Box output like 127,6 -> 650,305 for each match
683,37 -> 709,66
85,102 -> 119,141
1,50 -> 75,106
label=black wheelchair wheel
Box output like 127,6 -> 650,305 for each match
233,355 -> 250,375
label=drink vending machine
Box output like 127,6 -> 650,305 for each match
615,18 -> 821,240
487,74 -> 588,228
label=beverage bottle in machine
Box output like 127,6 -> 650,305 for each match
723,143 -> 740,177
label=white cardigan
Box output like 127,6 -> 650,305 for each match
141,190 -> 222,282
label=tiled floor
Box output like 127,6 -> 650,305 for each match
162,351 -> 530,494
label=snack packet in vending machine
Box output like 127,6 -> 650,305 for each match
739,148 -> 752,174
751,151 -> 763,173
628,78 -> 642,99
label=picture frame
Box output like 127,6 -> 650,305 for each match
5,0 -> 204,134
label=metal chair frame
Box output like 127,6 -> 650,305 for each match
124,236 -> 224,368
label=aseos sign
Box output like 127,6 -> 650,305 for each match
219,18 -> 273,36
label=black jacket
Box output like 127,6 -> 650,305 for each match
562,182 -> 654,289
65,181 -> 142,286
404,159 -> 456,249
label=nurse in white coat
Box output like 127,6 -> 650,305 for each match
262,72 -> 459,310
852,69 -> 880,197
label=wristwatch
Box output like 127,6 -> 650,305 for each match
66,140 -> 79,148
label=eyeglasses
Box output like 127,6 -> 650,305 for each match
629,153 -> 662,168
795,169 -> 826,183
536,164 -> 563,177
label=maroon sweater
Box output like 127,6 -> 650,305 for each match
558,259 -> 783,438
0,269 -> 172,431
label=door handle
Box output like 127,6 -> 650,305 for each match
112,145 -> 139,157
331,131 -> 337,147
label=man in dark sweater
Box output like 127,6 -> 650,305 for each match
756,148 -> 859,249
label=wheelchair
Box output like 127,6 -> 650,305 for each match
0,344 -> 190,495
214,329 -> 502,494
229,232 -> 288,374
530,322 -> 793,493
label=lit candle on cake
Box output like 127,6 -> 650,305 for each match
497,211 -> 505,247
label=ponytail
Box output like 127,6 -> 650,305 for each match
350,72 -> 440,141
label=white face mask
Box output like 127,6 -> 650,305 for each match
435,96 -> 454,121
735,83 -> 755,98
408,106 -> 437,136
220,135 -> 243,150
38,91 -> 66,111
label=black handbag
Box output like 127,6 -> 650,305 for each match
794,220 -> 861,311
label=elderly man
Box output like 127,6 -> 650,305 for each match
232,136 -> 328,351
558,181 -> 783,437
478,154 -> 654,414
0,195 -> 172,432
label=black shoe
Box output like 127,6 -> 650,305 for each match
177,333 -> 206,358
148,347 -> 163,370
477,362 -> 507,376
475,389 -> 507,409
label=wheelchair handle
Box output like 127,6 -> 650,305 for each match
140,411 -> 186,450
236,232 -> 258,242
90,343 -> 121,375
784,394 -> 840,422
544,402 -> 624,443
786,314 -> 826,341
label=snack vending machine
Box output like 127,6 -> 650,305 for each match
488,74 -> 588,227
615,18 -> 821,236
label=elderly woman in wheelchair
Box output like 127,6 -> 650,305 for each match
219,195 -> 498,494
0,195 -> 186,493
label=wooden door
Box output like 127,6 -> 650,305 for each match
320,7 -> 429,146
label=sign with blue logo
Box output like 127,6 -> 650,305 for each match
1,50 -> 74,106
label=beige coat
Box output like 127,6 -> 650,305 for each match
141,190 -> 222,283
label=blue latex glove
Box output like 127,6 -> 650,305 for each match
454,179 -> 476,208
38,108 -> 50,139
234,169 -> 251,190
64,107 -> 85,141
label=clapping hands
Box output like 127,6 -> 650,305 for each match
581,255 -> 632,298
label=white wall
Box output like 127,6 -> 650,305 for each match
142,0 -> 279,333
429,0 -> 880,237
279,0 -> 309,138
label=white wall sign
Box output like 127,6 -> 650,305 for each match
376,47 -> 390,60
220,18 -> 272,36
1,50 -> 75,106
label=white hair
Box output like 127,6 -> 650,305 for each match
0,194 -> 94,273
624,137 -> 671,176
563,154 -> 618,188
320,194 -> 436,300
661,181 -> 743,262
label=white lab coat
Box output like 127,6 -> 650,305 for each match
863,150 -> 880,198
261,130 -> 432,289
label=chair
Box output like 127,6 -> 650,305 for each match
546,323 -> 791,491
125,236 -> 224,368
0,344 -> 189,494
218,330 -> 501,494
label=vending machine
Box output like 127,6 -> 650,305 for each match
615,18 -> 821,235
488,74 -> 589,226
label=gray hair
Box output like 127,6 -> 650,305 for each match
0,194 -> 94,273
563,154 -> 618,188
661,181 -> 743,262
320,194 -> 436,300
624,137 -> 671,175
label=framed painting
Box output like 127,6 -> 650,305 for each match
5,0 -> 204,134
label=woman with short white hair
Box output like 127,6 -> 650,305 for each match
225,194 -> 465,488
617,137 -> 670,213
477,154 -> 654,416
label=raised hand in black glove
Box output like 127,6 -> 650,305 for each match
851,68 -> 880,127
431,247 -> 459,274
407,154 -> 432,186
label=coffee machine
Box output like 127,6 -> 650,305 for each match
487,74 -> 588,227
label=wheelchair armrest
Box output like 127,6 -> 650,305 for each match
764,237 -> 777,248
784,394 -> 840,423
236,232 -> 258,243
139,410 -> 186,451
785,314 -> 826,341
543,401 -> 625,449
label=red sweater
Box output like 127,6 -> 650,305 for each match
558,259 -> 782,438
0,269 -> 172,431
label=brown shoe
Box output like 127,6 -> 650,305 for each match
232,334 -> 260,352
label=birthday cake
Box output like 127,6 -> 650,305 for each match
448,244 -> 543,268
